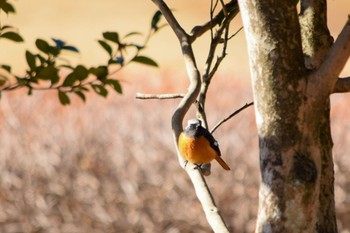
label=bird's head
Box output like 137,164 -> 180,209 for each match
184,119 -> 202,136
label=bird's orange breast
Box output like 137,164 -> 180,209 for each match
178,132 -> 217,164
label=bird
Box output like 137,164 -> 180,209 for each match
178,119 -> 230,170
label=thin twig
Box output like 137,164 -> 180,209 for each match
229,26 -> 243,39
136,93 -> 185,99
211,101 -> 254,133
189,0 -> 239,43
198,2 -> 239,125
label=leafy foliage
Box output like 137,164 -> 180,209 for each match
0,2 -> 163,105
0,1 -> 23,42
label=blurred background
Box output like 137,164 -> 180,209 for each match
0,0 -> 350,232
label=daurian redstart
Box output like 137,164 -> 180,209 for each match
178,119 -> 230,170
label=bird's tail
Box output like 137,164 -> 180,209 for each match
215,156 -> 230,170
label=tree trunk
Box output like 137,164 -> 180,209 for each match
237,0 -> 338,232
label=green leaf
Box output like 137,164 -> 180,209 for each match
91,84 -> 108,97
58,91 -> 70,105
36,39 -> 50,54
151,11 -> 162,30
89,66 -> 108,80
60,64 -> 74,70
98,40 -> 113,56
36,54 -> 46,64
25,51 -> 36,71
74,91 -> 86,102
36,65 -> 59,81
0,1 -> 15,14
79,86 -> 89,92
62,72 -> 76,87
104,79 -> 122,94
0,79 -> 6,86
132,56 -> 158,67
123,32 -> 142,39
0,32 -> 24,42
74,65 -> 89,81
1,64 -> 11,72
0,25 -> 14,31
103,32 -> 120,43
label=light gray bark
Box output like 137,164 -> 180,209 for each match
238,0 -> 350,232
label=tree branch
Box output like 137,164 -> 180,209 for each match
151,1 -> 230,232
189,0 -> 239,43
332,76 -> 350,93
211,101 -> 253,133
310,17 -> 350,97
135,93 -> 185,99
197,0 -> 239,128
299,0 -> 333,69
151,0 -> 200,139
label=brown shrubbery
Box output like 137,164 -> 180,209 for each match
0,74 -> 349,232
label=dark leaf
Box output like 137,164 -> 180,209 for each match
52,38 -> 65,49
79,86 -> 89,92
123,32 -> 142,38
36,39 -> 50,54
0,31 -> 24,42
0,1 -> 15,14
132,56 -> 158,67
134,44 -> 144,50
104,79 -> 122,94
0,25 -> 14,31
62,72 -> 76,87
60,64 -> 74,70
58,91 -> 70,105
151,11 -> 162,30
0,79 -> 6,86
62,45 -> 79,53
1,64 -> 11,72
91,84 -> 108,97
89,66 -> 108,80
48,47 -> 60,56
108,57 -> 124,65
36,54 -> 46,64
103,32 -> 120,43
98,40 -> 113,56
25,51 -> 36,71
74,65 -> 89,81
16,76 -> 29,86
36,65 -> 59,81
74,91 -> 86,102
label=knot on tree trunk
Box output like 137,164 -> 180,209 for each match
291,152 -> 318,184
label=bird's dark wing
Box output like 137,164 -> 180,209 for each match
203,128 -> 221,156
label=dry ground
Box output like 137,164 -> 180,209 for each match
0,73 -> 349,233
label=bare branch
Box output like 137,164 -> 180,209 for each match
310,17 -> 350,97
211,101 -> 254,133
229,26 -> 243,39
198,2 -> 239,123
332,76 -> 350,93
151,0 -> 200,138
136,93 -> 185,100
189,0 -> 239,43
185,165 -> 230,233
151,1 -> 230,232
299,0 -> 333,69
